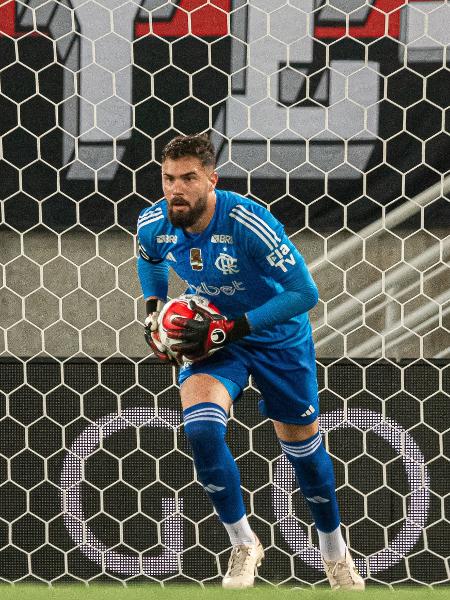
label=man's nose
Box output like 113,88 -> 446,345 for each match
171,179 -> 184,195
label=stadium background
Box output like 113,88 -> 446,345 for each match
0,0 -> 449,587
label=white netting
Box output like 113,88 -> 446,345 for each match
0,0 -> 449,587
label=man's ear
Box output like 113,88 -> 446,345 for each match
209,170 -> 219,189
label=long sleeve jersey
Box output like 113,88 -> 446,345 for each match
137,189 -> 318,349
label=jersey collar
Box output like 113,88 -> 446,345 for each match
180,190 -> 221,242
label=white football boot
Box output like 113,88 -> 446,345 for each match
322,548 -> 365,590
222,535 -> 264,589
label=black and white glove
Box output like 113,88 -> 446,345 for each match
166,299 -> 250,362
144,299 -> 175,364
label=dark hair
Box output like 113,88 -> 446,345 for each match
161,134 -> 216,168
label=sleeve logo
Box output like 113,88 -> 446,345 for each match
266,243 -> 296,272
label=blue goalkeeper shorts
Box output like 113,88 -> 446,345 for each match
177,336 -> 319,425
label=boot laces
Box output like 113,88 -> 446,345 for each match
330,558 -> 358,587
228,546 -> 253,577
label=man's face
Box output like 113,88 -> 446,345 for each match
162,156 -> 217,228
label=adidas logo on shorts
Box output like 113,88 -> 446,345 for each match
301,405 -> 315,418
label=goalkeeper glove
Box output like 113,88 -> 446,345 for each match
144,299 -> 175,364
167,299 -> 250,361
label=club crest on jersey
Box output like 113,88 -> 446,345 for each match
214,253 -> 239,275
190,248 -> 203,271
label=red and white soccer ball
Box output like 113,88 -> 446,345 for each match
158,294 -> 221,362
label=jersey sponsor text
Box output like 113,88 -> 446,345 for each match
211,234 -> 233,244
187,280 -> 246,297
157,234 -> 177,243
266,244 -> 296,272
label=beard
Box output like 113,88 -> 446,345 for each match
167,195 -> 208,228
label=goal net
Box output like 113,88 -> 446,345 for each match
0,0 -> 448,587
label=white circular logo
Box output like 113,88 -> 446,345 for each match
211,328 -> 226,344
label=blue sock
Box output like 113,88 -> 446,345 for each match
280,431 -> 341,533
183,402 -> 245,525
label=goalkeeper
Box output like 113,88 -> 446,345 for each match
137,133 -> 364,591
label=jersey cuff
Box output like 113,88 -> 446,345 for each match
146,298 -> 165,315
228,315 -> 251,342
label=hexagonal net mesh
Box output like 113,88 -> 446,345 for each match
0,0 -> 449,587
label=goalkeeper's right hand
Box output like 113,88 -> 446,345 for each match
144,299 -> 175,364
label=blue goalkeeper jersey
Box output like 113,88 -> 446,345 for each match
137,189 -> 316,348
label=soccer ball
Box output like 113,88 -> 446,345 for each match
158,294 -> 221,362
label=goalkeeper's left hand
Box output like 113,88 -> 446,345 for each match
144,298 -> 176,364
167,299 -> 250,361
